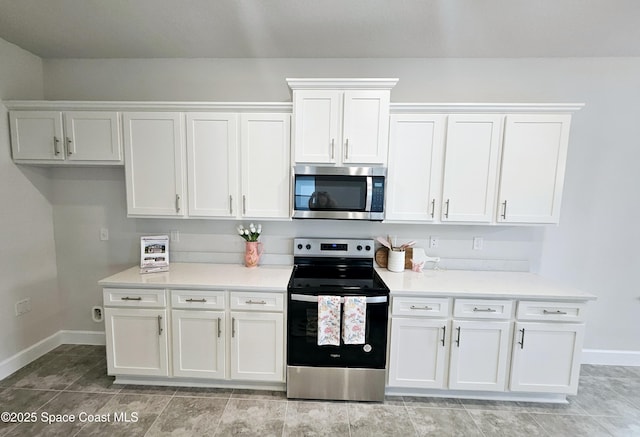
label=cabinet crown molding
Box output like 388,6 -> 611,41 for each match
390,103 -> 585,113
3,101 -> 293,112
286,78 -> 399,90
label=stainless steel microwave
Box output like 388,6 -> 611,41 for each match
292,165 -> 386,220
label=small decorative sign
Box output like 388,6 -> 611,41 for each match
140,235 -> 169,274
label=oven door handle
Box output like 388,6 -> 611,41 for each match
290,294 -> 387,304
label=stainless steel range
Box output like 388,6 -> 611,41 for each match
286,238 -> 389,402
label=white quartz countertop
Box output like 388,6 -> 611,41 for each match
98,263 -> 596,301
99,263 -> 293,291
376,268 -> 596,301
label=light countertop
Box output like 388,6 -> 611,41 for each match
98,263 -> 596,301
99,263 -> 293,291
376,268 -> 596,301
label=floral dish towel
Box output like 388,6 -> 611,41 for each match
317,295 -> 341,346
342,296 -> 367,345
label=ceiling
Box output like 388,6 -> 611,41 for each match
1,0 -> 639,59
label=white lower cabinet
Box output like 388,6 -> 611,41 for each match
104,307 -> 169,377
448,319 -> 511,391
172,310 -> 226,379
230,311 -> 284,382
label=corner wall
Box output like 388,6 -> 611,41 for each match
0,38 -> 61,368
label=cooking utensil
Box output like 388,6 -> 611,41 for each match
376,236 -> 392,250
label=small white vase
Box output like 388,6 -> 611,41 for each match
387,249 -> 405,272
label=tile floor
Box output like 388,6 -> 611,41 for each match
1,345 -> 639,436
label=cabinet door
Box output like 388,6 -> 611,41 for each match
388,318 -> 449,389
386,114 -> 446,221
104,308 -> 169,376
63,111 -> 122,162
9,111 -> 64,160
498,114 -> 571,224
293,90 -> 341,163
123,112 -> 186,216
240,113 -> 291,219
172,310 -> 226,379
230,311 -> 284,382
342,90 -> 390,164
510,322 -> 584,394
448,320 -> 511,391
186,113 -> 238,217
441,114 -> 503,222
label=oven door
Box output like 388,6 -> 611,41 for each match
287,293 -> 388,369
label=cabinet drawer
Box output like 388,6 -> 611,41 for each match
517,301 -> 587,322
392,297 -> 450,317
453,299 -> 513,319
230,292 -> 284,312
171,290 -> 226,310
103,288 -> 167,307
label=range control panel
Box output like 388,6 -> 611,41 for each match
293,238 -> 374,258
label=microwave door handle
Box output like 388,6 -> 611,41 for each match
365,176 -> 373,211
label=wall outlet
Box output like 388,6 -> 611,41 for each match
15,298 -> 31,316
170,230 -> 179,242
92,306 -> 104,322
473,237 -> 484,250
100,228 -> 109,241
429,236 -> 439,249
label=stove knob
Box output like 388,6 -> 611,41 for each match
305,244 -> 311,250
365,245 -> 371,251
357,245 -> 363,251
297,244 -> 303,250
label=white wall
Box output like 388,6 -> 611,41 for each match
42,57 -> 640,354
0,39 -> 61,365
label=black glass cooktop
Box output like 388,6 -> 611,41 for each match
288,264 -> 389,295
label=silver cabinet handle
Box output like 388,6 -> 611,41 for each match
430,199 -> 435,218
246,300 -> 267,305
473,307 -> 497,313
229,195 -> 233,215
66,137 -> 73,155
543,309 -> 568,315
344,138 -> 349,160
232,317 -> 236,337
242,195 -> 247,215
455,326 -> 461,347
441,325 -> 446,347
121,296 -> 142,301
501,200 -> 508,219
445,199 -> 450,219
410,305 -> 433,311
53,136 -> 61,155
186,298 -> 207,303
518,328 -> 525,349
217,317 -> 221,338
330,139 -> 335,160
157,315 -> 163,335
175,194 -> 181,213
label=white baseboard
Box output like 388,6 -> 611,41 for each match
0,330 -> 105,381
581,349 -> 640,366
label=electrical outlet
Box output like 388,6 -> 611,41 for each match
473,237 -> 484,250
429,236 -> 439,249
15,298 -> 31,316
100,228 -> 109,241
92,306 -> 104,322
170,230 -> 179,242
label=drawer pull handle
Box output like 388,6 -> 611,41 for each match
121,296 -> 142,301
543,310 -> 568,315
473,307 -> 497,313
501,200 -> 508,219
158,315 -> 163,336
455,326 -> 461,347
410,305 -> 433,311
444,199 -> 450,219
246,300 -> 267,305
430,199 -> 435,218
186,298 -> 207,303
518,328 -> 525,349
441,325 -> 446,347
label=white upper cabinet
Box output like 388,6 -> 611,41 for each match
288,78 -> 397,165
123,112 -> 186,217
10,110 -> 122,164
386,114 -> 446,221
441,114 -> 503,223
497,114 -> 572,224
186,113 -> 239,218
240,113 -> 291,219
